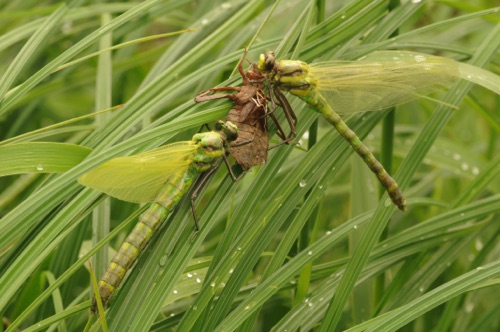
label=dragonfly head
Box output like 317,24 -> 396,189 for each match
258,51 -> 276,73
215,121 -> 238,143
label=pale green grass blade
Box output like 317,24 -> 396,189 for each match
0,142 -> 91,176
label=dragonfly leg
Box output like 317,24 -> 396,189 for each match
274,88 -> 297,139
222,153 -> 243,181
266,88 -> 297,150
237,47 -> 249,83
194,87 -> 241,102
190,166 -> 220,233
267,112 -> 291,149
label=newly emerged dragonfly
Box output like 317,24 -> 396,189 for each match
258,51 -> 465,211
195,49 -> 294,171
79,121 -> 238,312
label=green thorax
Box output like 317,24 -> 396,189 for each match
258,54 -> 326,113
189,131 -> 228,173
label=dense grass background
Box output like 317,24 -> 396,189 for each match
0,0 -> 498,331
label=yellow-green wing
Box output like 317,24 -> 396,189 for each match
311,51 -> 461,114
78,141 -> 198,203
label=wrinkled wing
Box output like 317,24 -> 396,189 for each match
311,51 -> 461,114
79,141 -> 198,203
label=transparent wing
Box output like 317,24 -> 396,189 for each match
311,51 -> 461,114
78,141 -> 198,203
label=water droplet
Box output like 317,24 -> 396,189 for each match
170,313 -> 175,317
173,290 -> 178,294
308,302 -> 313,307
353,225 -> 358,230
411,0 -> 422,4
299,179 -> 307,188
196,278 -> 202,283
465,302 -> 474,313
325,230 -> 332,235
201,18 -> 209,25
418,286 -> 425,292
304,298 -> 310,303
220,282 -> 226,287
341,14 -> 346,19
221,2 -> 231,9
237,246 -> 242,251
471,166 -> 480,175
187,273 -> 193,278
36,164 -> 44,171
319,184 -> 324,189
210,282 -> 216,287
452,153 -> 461,160
307,250 -> 313,255
302,131 -> 309,140
460,212 -> 465,217
475,239 -> 483,251
159,255 -> 168,266
461,163 -> 469,171
229,268 -> 234,274
476,266 -> 485,270
192,305 -> 197,310
414,55 -> 426,62
244,305 -> 251,310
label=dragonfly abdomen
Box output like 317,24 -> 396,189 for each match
93,170 -> 195,311
310,93 -> 407,211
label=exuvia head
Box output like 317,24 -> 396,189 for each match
258,51 -> 276,72
215,121 -> 238,142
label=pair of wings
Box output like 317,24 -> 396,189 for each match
80,52 -> 462,202
78,142 -> 198,203
308,51 -> 461,114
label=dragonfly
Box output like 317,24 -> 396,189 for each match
257,50 -> 463,211
79,121 -> 238,312
195,49 -> 294,171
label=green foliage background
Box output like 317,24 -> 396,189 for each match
0,0 -> 498,331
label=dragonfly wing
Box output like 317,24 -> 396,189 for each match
311,51 -> 461,114
79,141 -> 198,203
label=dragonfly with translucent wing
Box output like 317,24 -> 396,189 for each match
79,121 -> 238,312
257,51 -> 466,211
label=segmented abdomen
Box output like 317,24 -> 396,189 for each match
298,88 -> 407,211
93,169 -> 195,311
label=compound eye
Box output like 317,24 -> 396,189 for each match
264,51 -> 275,71
225,122 -> 238,141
